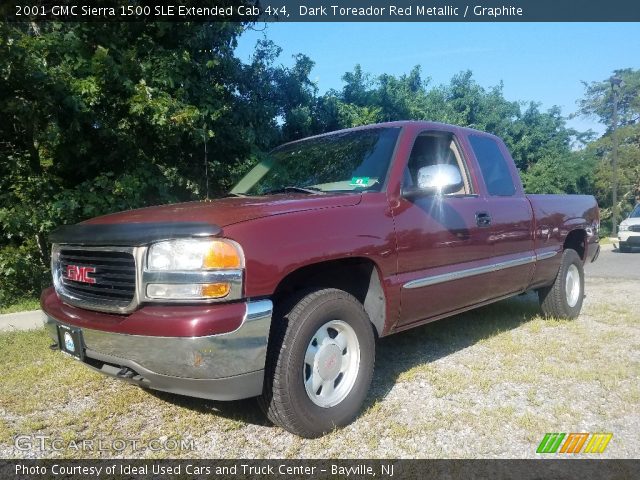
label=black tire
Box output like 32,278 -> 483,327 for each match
619,243 -> 630,253
538,249 -> 584,319
259,288 -> 375,438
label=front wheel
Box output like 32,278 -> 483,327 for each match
538,249 -> 584,319
619,242 -> 631,253
260,288 -> 375,438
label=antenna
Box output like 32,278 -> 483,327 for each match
203,120 -> 209,200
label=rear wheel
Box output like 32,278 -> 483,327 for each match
538,249 -> 584,319
260,288 -> 375,438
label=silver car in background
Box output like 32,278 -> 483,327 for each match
618,203 -> 640,252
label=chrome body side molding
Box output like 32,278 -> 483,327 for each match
403,250 -> 559,290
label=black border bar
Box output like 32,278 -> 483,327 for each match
1,459 -> 640,480
2,0 -> 640,22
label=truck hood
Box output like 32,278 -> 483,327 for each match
620,217 -> 640,227
82,193 -> 362,228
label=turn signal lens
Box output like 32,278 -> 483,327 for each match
146,282 -> 231,299
201,283 -> 231,298
203,241 -> 242,269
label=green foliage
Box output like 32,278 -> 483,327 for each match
0,241 -> 49,307
521,152 -> 597,195
316,67 -> 578,173
575,69 -> 640,227
1,22 -> 635,305
337,102 -> 381,127
0,21 -> 254,305
576,68 -> 640,128
587,124 -> 640,224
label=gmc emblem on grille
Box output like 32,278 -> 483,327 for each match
65,265 -> 96,284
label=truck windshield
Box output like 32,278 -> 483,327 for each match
230,127 -> 400,196
630,204 -> 640,218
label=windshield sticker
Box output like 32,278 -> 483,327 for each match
350,177 -> 370,187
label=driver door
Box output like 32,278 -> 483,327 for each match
392,131 -> 495,327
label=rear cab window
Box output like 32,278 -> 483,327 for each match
468,135 -> 516,196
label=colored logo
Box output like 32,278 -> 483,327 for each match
349,176 -> 370,187
64,332 -> 75,352
65,265 -> 96,284
537,433 -> 612,454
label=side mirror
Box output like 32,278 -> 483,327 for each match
403,164 -> 463,198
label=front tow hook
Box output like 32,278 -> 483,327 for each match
116,366 -> 137,379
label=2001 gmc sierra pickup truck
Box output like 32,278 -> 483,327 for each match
42,121 -> 600,438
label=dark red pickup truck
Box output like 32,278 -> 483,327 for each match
42,121 -> 600,437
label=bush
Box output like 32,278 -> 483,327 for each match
0,166 -> 187,308
0,242 -> 50,308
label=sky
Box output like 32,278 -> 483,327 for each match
235,22 -> 640,136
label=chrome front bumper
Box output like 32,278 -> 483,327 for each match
619,231 -> 640,244
44,299 -> 273,401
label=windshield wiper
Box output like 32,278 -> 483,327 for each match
225,192 -> 247,197
263,186 -> 323,195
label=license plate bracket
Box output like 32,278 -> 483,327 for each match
57,324 -> 85,361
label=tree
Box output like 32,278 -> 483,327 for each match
586,124 -> 640,224
0,21 -> 258,304
323,67 -> 578,173
521,151 -> 597,195
576,69 -> 640,230
341,64 -> 374,106
576,68 -> 640,129
276,53 -> 318,142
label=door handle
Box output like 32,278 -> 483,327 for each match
476,211 -> 492,227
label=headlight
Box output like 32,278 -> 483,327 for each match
619,224 -> 629,232
144,238 -> 243,301
147,239 -> 242,271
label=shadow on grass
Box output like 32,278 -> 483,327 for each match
365,291 -> 542,409
145,292 -> 542,429
144,390 -> 271,427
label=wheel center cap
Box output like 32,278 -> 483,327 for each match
316,344 -> 342,381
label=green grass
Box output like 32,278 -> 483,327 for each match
0,297 -> 40,314
367,291 -> 640,455
0,329 -> 274,458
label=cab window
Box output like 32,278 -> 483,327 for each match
468,135 -> 516,196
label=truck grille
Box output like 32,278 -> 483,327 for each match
55,248 -> 137,311
629,225 -> 640,232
